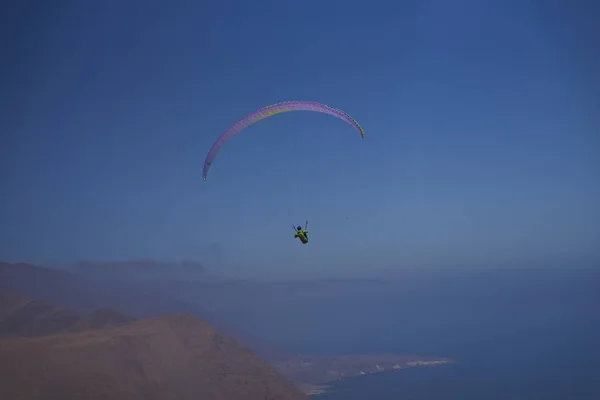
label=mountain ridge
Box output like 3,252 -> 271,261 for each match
0,290 -> 310,400
0,261 -> 291,363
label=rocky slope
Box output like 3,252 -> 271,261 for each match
0,291 -> 309,400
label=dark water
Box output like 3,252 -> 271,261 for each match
314,360 -> 600,400
311,309 -> 600,400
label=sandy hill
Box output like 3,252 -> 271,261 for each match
0,292 -> 309,400
0,262 -> 292,363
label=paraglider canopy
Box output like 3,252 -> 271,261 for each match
202,101 -> 365,181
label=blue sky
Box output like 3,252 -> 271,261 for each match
1,0 -> 598,275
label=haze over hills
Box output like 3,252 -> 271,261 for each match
65,307 -> 138,333
0,291 -> 310,400
0,290 -> 81,337
70,260 -> 211,282
0,261 -> 291,363
0,290 -> 137,337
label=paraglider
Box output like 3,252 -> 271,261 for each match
202,101 -> 365,244
294,221 -> 309,244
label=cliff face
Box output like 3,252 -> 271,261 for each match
0,262 -> 291,363
0,291 -> 309,400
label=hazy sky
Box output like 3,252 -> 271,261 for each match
1,0 -> 598,274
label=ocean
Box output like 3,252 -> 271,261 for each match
313,357 -> 600,400
309,305 -> 600,400
293,268 -> 600,400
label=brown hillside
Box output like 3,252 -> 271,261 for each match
0,262 -> 291,363
0,313 -> 310,400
